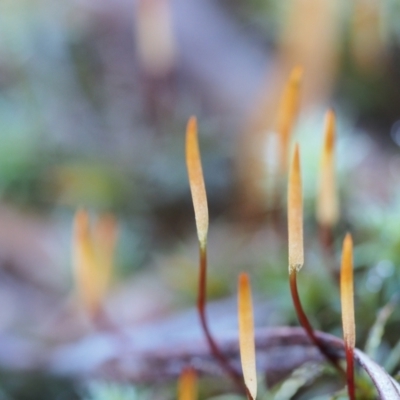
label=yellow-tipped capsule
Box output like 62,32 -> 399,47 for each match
73,209 -> 98,314
93,213 -> 118,302
317,110 -> 339,227
277,66 -> 303,173
288,144 -> 304,273
186,116 -> 209,249
72,209 -> 117,315
340,233 -> 356,399
178,367 -> 197,400
341,233 -> 355,350
238,273 -> 257,399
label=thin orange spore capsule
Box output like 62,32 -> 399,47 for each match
340,233 -> 356,400
238,273 -> 257,399
178,367 -> 197,400
185,117 -> 244,391
73,209 -> 98,314
186,116 -> 209,249
93,213 -> 118,301
317,109 -> 338,227
288,144 -> 304,273
277,66 -> 303,173
287,157 -> 344,373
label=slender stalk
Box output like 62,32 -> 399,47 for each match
288,145 -> 344,375
186,116 -> 245,393
197,246 -> 245,392
345,346 -> 355,400
290,271 -> 344,374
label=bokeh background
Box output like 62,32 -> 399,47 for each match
1,0 -> 400,398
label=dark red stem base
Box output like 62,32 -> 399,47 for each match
198,247 -> 246,393
346,344 -> 356,400
290,271 -> 345,376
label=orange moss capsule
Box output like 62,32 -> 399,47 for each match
317,110 -> 338,228
288,144 -> 304,273
340,233 -> 356,400
73,209 -> 117,316
178,367 -> 197,400
238,273 -> 257,399
341,233 -> 355,349
185,117 -> 244,391
277,66 -> 303,174
186,116 -> 209,249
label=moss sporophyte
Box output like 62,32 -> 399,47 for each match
181,112 -> 373,397
177,69 -> 399,399
71,71 -> 400,399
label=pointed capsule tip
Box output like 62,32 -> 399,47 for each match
324,110 -> 336,151
239,272 -> 249,286
291,65 -> 303,83
344,232 -> 352,245
178,367 -> 197,400
187,116 -> 197,133
293,143 -> 300,163
238,273 -> 257,399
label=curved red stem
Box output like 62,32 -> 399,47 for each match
290,271 -> 345,375
197,247 -> 246,393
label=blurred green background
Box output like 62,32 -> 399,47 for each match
0,0 -> 400,399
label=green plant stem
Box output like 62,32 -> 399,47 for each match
345,345 -> 356,400
289,271 -> 345,375
198,245 -> 246,393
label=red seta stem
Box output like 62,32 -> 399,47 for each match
345,345 -> 356,400
197,246 -> 246,393
289,271 -> 345,375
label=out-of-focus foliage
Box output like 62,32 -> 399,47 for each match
83,382 -> 149,400
0,372 -> 79,400
0,0 -> 400,399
